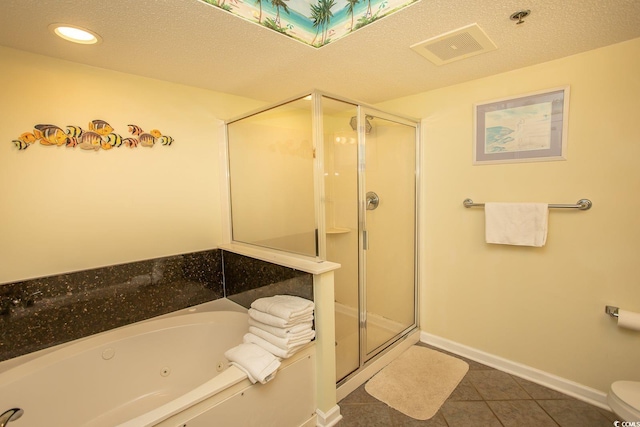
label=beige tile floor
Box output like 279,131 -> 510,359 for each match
337,343 -> 618,426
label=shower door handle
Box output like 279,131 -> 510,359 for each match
363,230 -> 369,250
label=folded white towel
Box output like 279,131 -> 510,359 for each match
249,326 -> 315,350
485,202 -> 549,247
248,318 -> 313,338
243,333 -> 310,359
248,308 -> 314,328
250,295 -> 314,321
224,343 -> 281,384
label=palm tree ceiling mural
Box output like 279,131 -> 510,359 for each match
198,0 -> 418,47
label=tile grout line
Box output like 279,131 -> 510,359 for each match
467,372 -> 507,427
532,399 -> 562,427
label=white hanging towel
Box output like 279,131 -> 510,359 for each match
485,203 -> 549,247
250,295 -> 314,321
224,342 -> 281,384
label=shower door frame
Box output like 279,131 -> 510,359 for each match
355,106 -> 421,371
222,91 -> 421,387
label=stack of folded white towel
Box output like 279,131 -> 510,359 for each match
245,294 -> 316,359
224,295 -> 315,385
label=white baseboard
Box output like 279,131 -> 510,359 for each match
420,331 -> 610,411
315,405 -> 342,427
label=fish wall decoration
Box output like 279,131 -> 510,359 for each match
11,120 -> 174,151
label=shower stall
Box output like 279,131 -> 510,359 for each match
225,92 -> 419,387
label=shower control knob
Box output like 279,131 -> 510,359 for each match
366,192 -> 380,210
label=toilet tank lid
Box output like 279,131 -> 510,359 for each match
612,381 -> 640,409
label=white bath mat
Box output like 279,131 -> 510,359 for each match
365,346 -> 469,420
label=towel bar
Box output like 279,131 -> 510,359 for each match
605,305 -> 619,318
463,198 -> 592,210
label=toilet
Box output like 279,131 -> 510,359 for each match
608,381 -> 640,421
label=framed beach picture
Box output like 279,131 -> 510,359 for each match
473,86 -> 569,165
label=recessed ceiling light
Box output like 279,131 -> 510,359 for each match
49,24 -> 101,44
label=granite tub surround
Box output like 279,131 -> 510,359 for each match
0,248 -> 315,364
222,250 -> 313,309
0,249 -> 313,361
0,249 -> 224,362
227,276 -> 314,309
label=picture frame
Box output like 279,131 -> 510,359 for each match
473,86 -> 569,165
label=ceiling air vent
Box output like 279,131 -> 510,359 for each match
410,23 -> 497,65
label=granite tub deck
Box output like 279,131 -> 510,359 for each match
0,248 -> 313,363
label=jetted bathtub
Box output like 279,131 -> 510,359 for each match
0,299 -> 316,427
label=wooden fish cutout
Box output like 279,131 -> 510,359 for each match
12,121 -> 174,151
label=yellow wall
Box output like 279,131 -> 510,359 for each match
4,34 -> 639,397
378,37 -> 640,392
0,46 -> 262,284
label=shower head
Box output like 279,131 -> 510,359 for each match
349,116 -> 373,134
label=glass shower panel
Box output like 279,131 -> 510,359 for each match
226,98 -> 317,257
322,97 -> 360,382
363,114 -> 416,358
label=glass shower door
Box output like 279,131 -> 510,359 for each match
321,97 -> 418,383
322,96 -> 360,382
361,111 -> 417,360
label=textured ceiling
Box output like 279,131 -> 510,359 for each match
0,0 -> 639,104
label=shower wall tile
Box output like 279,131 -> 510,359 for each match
0,249 -> 224,362
223,250 -> 313,309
